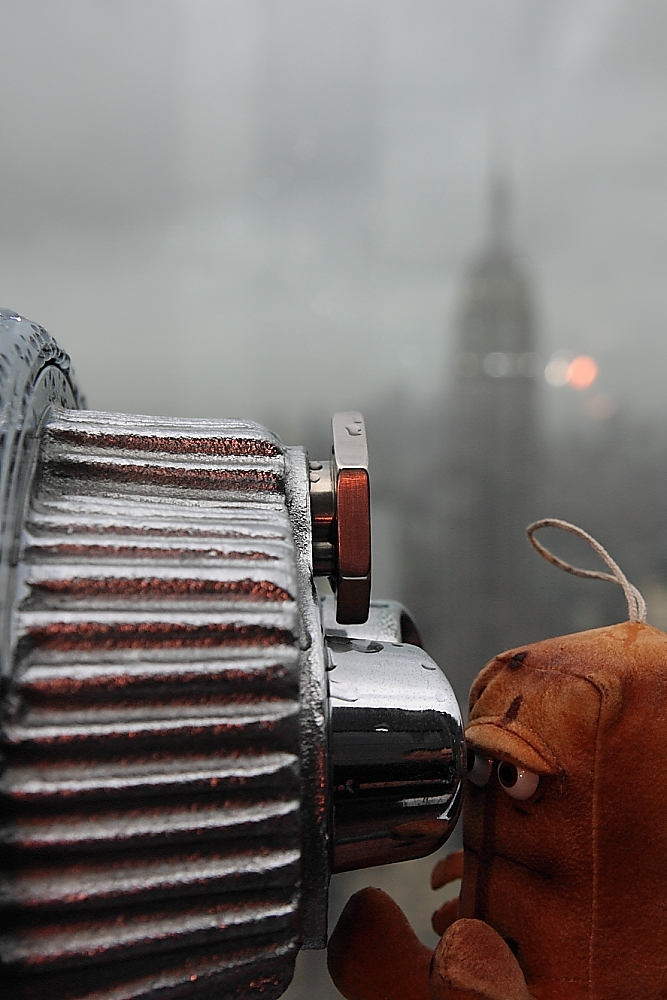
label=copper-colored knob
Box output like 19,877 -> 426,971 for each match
309,412 -> 371,625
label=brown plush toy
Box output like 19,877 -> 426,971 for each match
328,520 -> 667,1000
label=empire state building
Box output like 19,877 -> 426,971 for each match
445,180 -> 540,684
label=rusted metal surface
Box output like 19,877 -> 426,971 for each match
1,391 -> 303,999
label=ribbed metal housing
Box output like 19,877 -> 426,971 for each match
1,407 -> 303,999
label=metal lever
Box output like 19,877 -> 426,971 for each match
309,411 -> 371,625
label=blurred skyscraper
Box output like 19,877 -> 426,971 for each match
449,179 -> 539,668
404,181 -> 541,700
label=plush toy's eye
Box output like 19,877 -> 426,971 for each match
467,749 -> 493,787
497,761 -> 540,800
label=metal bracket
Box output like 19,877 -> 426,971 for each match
309,411 -> 371,625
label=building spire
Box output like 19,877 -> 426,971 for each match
489,176 -> 511,250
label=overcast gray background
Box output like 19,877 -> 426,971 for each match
1,0 -> 667,437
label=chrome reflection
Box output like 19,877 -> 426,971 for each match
326,637 -> 464,873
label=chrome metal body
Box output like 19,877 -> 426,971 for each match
319,594 -> 424,647
0,310 -> 463,1000
328,636 -> 463,873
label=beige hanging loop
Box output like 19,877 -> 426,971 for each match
526,518 -> 647,624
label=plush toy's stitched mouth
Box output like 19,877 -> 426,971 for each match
463,839 -> 554,881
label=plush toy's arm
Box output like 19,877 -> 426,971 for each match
431,919 -> 532,1000
327,879 -> 533,1000
431,849 -> 464,936
431,849 -> 465,889
327,887 -> 432,1000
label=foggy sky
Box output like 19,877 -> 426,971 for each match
1,1 -> 667,434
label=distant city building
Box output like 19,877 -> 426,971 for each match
445,179 -> 540,680
399,181 -> 542,699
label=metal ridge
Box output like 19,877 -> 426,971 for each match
2,406 -> 303,1000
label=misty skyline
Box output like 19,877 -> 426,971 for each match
1,2 -> 667,434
